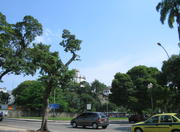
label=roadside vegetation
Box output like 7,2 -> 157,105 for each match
0,0 -> 180,132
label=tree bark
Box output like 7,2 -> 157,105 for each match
38,85 -> 52,132
65,52 -> 76,67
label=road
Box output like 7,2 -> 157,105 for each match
0,118 -> 132,132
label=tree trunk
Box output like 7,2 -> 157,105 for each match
38,86 -> 52,132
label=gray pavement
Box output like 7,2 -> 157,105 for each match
0,118 -> 131,132
0,125 -> 28,132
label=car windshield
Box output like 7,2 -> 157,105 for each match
175,114 -> 180,119
145,116 -> 159,123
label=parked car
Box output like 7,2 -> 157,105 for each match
71,112 -> 109,129
0,112 -> 3,121
131,113 -> 180,132
128,114 -> 148,123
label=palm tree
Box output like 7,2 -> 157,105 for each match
156,0 -> 180,42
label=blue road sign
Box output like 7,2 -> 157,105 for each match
49,104 -> 60,109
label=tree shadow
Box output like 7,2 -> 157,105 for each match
114,126 -> 131,132
27,130 -> 49,132
67,126 -> 105,130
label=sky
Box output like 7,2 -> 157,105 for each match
0,0 -> 179,90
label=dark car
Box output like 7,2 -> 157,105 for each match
0,112 -> 3,121
128,114 -> 148,123
71,112 -> 109,129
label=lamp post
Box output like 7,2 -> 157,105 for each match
157,43 -> 170,59
147,83 -> 153,113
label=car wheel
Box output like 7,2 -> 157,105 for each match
72,122 -> 77,128
172,130 -> 180,132
102,125 -> 107,129
135,128 -> 143,132
92,123 -> 98,129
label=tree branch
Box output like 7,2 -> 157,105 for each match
65,52 -> 77,67
0,69 -> 11,81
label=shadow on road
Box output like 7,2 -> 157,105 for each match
67,126 -> 106,130
114,126 -> 131,132
110,120 -> 129,124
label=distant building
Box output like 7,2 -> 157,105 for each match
100,87 -> 112,104
103,87 -> 112,96
74,69 -> 86,83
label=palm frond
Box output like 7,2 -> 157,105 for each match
168,10 -> 175,28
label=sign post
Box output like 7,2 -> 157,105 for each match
87,104 -> 91,111
49,104 -> 60,117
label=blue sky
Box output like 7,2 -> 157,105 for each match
0,0 -> 179,90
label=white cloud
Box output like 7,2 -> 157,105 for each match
35,36 -> 45,43
35,28 -> 60,44
79,54 -> 165,86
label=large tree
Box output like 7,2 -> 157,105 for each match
161,55 -> 180,112
127,66 -> 161,113
156,0 -> 180,42
109,73 -> 134,110
30,29 -> 82,131
12,80 -> 44,112
0,12 -> 42,81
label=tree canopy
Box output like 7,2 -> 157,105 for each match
12,80 -> 44,111
161,55 -> 180,112
110,65 -> 163,114
0,12 -> 42,81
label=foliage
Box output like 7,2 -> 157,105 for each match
12,80 -> 44,111
161,55 -> 180,112
110,65 -> 163,114
127,66 -> 161,114
109,73 -> 134,109
0,91 -> 10,104
156,0 -> 180,41
0,12 -> 42,81
91,80 -> 107,95
49,79 -> 113,113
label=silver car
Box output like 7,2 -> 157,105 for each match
71,112 -> 109,129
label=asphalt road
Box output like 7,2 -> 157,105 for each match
0,118 -> 132,132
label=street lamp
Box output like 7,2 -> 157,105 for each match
157,43 -> 170,59
147,83 -> 153,113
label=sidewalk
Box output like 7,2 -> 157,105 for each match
0,125 -> 28,132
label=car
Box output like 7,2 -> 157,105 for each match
0,112 -> 3,121
70,112 -> 109,129
131,113 -> 180,132
128,114 -> 148,123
